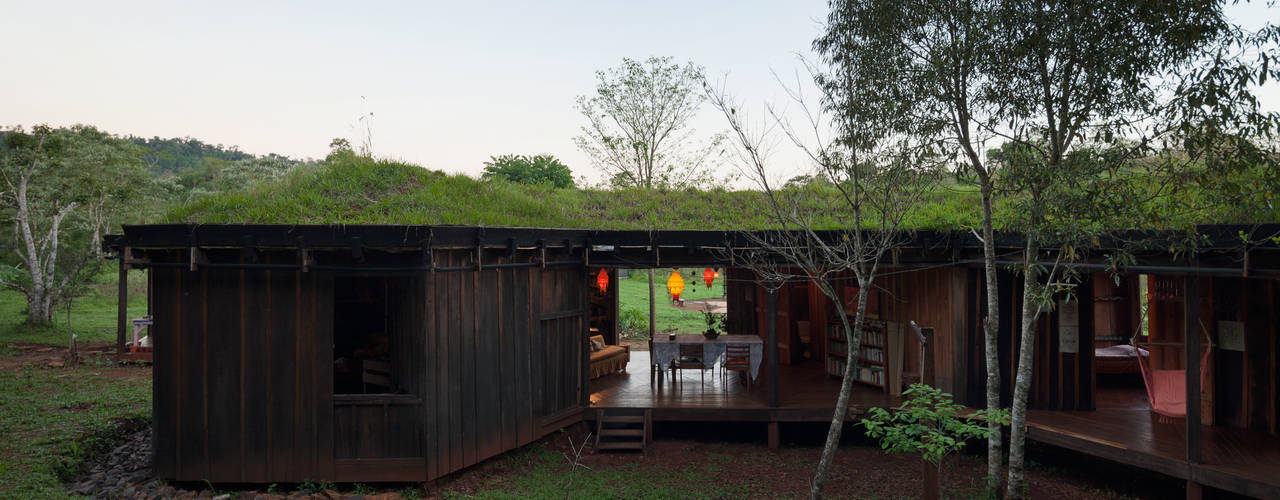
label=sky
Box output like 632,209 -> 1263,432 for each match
2,1 -> 1277,186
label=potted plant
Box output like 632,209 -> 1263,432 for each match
701,308 -> 721,340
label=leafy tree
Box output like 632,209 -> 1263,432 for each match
0,125 -> 147,325
817,1 -> 1279,496
574,56 -> 722,189
862,384 -> 1011,499
576,56 -> 725,340
481,154 -> 574,188
706,70 -> 941,499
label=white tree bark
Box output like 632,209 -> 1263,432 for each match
8,151 -> 80,325
979,183 -> 1004,490
1006,239 -> 1045,499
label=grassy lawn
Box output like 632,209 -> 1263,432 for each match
0,270 -> 153,499
0,361 -> 151,500
0,269 -> 148,347
617,268 -> 726,341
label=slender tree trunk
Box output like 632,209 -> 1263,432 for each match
980,181 -> 1004,492
810,280 -> 869,500
1006,238 -> 1044,499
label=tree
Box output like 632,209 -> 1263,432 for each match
817,1 -> 1278,496
574,56 -> 722,189
706,66 -> 941,498
481,154 -> 574,188
0,125 -> 147,325
862,384 -> 1010,499
576,56 -> 725,340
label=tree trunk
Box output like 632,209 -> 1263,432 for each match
1006,239 -> 1044,499
26,288 -> 55,325
809,281 -> 869,499
980,182 -> 1004,492
648,269 -> 656,339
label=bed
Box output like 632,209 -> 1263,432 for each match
1095,344 -> 1149,374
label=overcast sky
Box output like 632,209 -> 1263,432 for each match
3,1 -> 1277,186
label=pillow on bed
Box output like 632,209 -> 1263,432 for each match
589,335 -> 607,351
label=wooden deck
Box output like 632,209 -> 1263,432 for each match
1028,388 -> 1280,499
589,351 -> 901,422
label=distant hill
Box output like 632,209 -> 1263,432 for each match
128,135 -> 299,176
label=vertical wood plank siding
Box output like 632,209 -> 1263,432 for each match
151,250 -> 586,483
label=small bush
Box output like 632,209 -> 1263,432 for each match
618,307 -> 647,337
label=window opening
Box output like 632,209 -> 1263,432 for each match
333,276 -> 398,394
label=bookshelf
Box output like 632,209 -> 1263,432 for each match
826,319 -> 889,388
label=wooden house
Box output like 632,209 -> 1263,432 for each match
105,223 -> 1280,498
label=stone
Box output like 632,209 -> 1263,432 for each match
46,360 -> 64,368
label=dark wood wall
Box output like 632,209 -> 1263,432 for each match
151,252 -> 335,482
151,250 -> 588,483
960,270 -> 1094,411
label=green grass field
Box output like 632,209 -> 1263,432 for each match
0,363 -> 151,499
0,271 -> 152,499
616,268 -> 726,341
0,270 -> 149,347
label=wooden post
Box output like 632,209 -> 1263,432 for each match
1185,479 -> 1203,500
767,287 -> 779,408
919,326 -> 938,500
922,463 -> 940,500
116,258 -> 128,355
1185,274 -> 1201,465
767,421 -> 780,449
922,327 -> 935,386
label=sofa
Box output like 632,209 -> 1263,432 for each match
588,334 -> 630,379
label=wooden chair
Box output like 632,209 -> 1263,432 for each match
671,343 -> 709,388
722,344 -> 751,390
362,359 -> 393,393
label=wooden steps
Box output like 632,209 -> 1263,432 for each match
594,408 -> 650,452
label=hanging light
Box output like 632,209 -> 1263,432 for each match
666,269 -> 685,301
596,268 -> 609,294
704,268 -> 715,288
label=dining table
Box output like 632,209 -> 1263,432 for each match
651,334 -> 764,381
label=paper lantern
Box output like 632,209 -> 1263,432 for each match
666,269 -> 685,301
596,268 -> 609,294
703,268 -> 715,288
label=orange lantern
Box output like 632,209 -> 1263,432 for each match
703,268 -> 715,288
596,268 -> 609,294
666,269 -> 685,301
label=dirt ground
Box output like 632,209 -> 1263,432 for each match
0,341 -> 142,375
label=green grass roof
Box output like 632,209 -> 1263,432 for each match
166,155 -> 984,230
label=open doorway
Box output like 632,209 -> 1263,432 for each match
1092,273 -> 1150,410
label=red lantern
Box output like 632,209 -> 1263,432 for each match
596,268 -> 609,294
703,268 -> 715,288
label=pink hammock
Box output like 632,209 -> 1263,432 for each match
1133,328 -> 1212,419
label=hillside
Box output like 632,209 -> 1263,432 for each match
165,154 -> 984,230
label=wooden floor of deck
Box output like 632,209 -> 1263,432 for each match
1028,386 -> 1280,499
588,351 -> 900,422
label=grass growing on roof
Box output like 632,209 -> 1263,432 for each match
166,154 -> 984,230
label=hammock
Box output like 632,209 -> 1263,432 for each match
1132,323 -> 1212,420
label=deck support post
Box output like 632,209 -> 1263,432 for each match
116,257 -> 128,355
767,421 -> 779,449
1185,479 -> 1203,500
767,288 -> 779,408
1185,273 -> 1201,465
